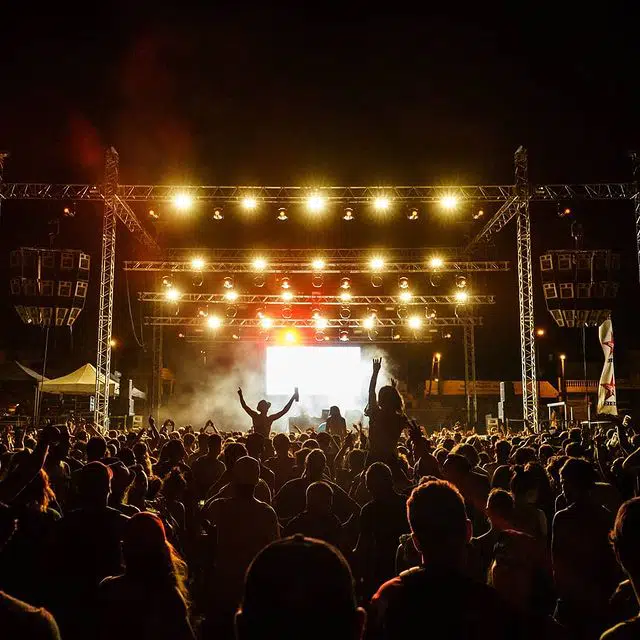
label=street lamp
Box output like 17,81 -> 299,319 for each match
559,354 -> 567,403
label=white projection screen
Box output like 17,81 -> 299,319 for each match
266,346 -> 362,398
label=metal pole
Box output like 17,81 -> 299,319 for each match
94,147 -> 119,429
514,146 -> 539,431
630,152 -> 640,282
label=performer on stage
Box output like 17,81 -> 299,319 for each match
238,387 -> 299,437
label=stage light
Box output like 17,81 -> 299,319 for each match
425,307 -> 437,319
161,275 -> 173,288
397,306 -> 408,319
312,258 -> 326,270
473,209 -> 484,220
435,352 -> 442,361
429,256 -> 444,269
392,332 -> 401,340
223,277 -> 234,289
339,291 -> 352,302
241,196 -> 258,211
370,256 -> 385,271
339,331 -> 349,342
165,287 -> 181,302
284,330 -> 297,344
340,277 -> 351,290
224,290 -> 239,302
399,277 -> 409,289
190,257 -> 205,271
315,316 -> 328,330
315,330 -> 326,342
207,315 -> 223,329
443,331 -> 452,339
399,290 -> 412,303
198,307 -> 208,317
212,207 -> 224,220
312,274 -> 324,288
282,305 -> 292,319
343,207 -> 354,221
363,315 -> 376,330
277,208 -> 288,221
252,257 -> 267,271
408,315 -> 422,330
371,275 -> 383,288
440,194 -> 459,211
173,192 -> 194,211
455,275 -> 467,288
408,208 -> 419,221
192,274 -> 203,287
281,277 -> 291,289
63,205 -> 76,217
454,290 -> 469,303
148,209 -> 159,219
311,308 -> 321,319
306,194 -> 326,213
281,290 -> 294,302
373,196 -> 390,211
536,328 -> 546,337
560,353 -> 566,361
178,333 -> 185,338
109,338 -> 118,348
261,317 -> 273,329
340,306 -> 351,319
232,334 -> 240,340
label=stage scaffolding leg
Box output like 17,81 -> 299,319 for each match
150,316 -> 163,420
515,146 -> 539,431
94,147 -> 119,430
463,323 -> 477,427
630,152 -> 640,283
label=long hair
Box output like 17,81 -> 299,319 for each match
123,512 -> 190,608
22,469 -> 56,512
378,385 -> 405,414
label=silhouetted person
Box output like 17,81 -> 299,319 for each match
238,387 -> 298,437
326,406 -> 348,438
370,480 -> 520,639
283,481 -> 341,546
236,535 -> 366,640
265,433 -> 296,492
191,434 -> 225,499
97,512 -> 194,640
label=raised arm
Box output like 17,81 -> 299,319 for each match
367,358 -> 382,413
270,389 -> 298,421
237,388 -> 259,419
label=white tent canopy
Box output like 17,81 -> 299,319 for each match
40,363 -> 119,396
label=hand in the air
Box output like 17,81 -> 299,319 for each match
372,357 -> 382,372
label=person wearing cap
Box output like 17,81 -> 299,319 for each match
238,387 -> 299,437
236,535 -> 366,640
203,456 -> 279,638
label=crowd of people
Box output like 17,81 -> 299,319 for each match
0,358 -> 640,639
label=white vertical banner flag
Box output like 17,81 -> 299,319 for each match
597,318 -> 617,415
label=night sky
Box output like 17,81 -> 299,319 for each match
1,4 -> 639,389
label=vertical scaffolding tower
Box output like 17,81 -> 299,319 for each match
463,323 -> 478,426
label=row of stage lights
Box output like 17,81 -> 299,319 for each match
149,193 -> 474,221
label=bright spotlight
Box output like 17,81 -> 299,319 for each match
373,196 -> 390,211
370,256 -> 385,271
339,331 -> 349,342
363,315 -> 376,330
252,257 -> 267,271
408,208 -> 419,221
223,277 -> 234,289
454,290 -> 469,303
429,256 -> 444,269
399,291 -> 412,303
440,194 -> 459,210
277,208 -> 288,221
312,258 -> 326,270
340,277 -> 351,290
399,277 -> 409,289
315,316 -> 328,330
109,338 -> 118,348
173,192 -> 194,211
408,315 -> 423,330
306,194 -> 326,213
224,290 -> 239,302
455,275 -> 468,289
435,352 -> 442,361
281,277 -> 291,289
339,291 -> 352,303
284,330 -> 297,344
343,207 -> 354,221
260,317 -> 273,329
241,196 -> 258,211
207,315 -> 223,329
281,290 -> 294,302
190,257 -> 205,271
165,287 -> 181,302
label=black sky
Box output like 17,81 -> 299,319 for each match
0,4 -> 639,383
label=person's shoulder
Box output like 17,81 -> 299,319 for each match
371,575 -> 405,605
0,591 -> 61,640
601,617 -> 640,640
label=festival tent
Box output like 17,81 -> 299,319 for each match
40,363 -> 119,396
0,361 -> 48,383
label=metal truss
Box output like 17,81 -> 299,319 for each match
464,196 -> 519,253
185,334 -> 449,345
463,324 -> 478,426
138,292 -> 496,305
113,195 -> 159,250
150,309 -> 163,421
125,258 -> 510,274
515,147 -> 538,430
94,148 -> 118,429
143,316 -> 483,328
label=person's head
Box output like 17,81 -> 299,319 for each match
513,446 -> 536,466
86,436 -> 107,462
329,406 -> 341,418
306,481 -> 333,515
122,512 -> 188,604
273,433 -> 291,456
365,462 -> 394,499
162,467 -> 187,501
610,497 -> 640,583
407,480 -> 470,566
76,461 -> 112,507
316,431 -> 331,452
237,536 -> 365,640
127,464 -> 148,506
197,432 -> 209,453
304,449 -> 327,481
491,464 -> 513,490
161,439 -> 186,465
486,488 -> 514,531
442,453 -> 470,486
451,443 -> 479,469
510,466 -> 538,504
564,441 -> 584,458
377,385 -> 404,413
183,432 -> 196,452
109,461 -> 133,500
560,457 -> 595,504
538,443 -> 554,466
568,427 -> 582,443
21,469 -> 56,512
232,456 -> 260,498
257,399 -> 271,415
246,433 -> 265,460
347,448 -> 366,474
223,442 -> 248,471
207,433 -> 222,457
